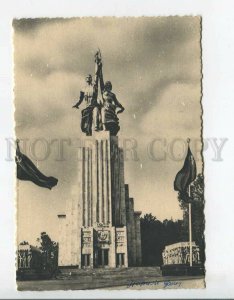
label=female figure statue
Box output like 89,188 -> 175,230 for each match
99,60 -> 125,136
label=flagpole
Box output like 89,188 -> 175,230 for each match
174,137 -> 196,268
16,139 -> 20,268
186,138 -> 193,267
188,185 -> 193,267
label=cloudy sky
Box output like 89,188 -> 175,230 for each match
14,17 -> 202,244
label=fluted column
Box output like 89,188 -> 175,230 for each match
119,149 -> 126,225
92,141 -> 98,225
98,141 -> 103,223
103,140 -> 107,224
80,148 -> 85,227
130,198 -> 136,265
114,146 -> 119,225
134,211 -> 142,266
95,142 -> 98,223
89,148 -> 93,226
106,139 -> 112,224
91,132 -> 114,226
84,148 -> 88,227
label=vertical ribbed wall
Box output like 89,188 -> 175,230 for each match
78,131 -> 128,227
110,138 -> 126,226
79,132 -> 114,227
129,198 -> 137,265
134,212 -> 142,266
119,149 -> 126,226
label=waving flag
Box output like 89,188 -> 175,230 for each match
15,140 -> 58,190
174,141 -> 196,193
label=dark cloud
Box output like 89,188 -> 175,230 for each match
13,18 -> 70,33
14,17 -> 199,75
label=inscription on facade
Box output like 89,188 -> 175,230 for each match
82,230 -> 93,253
116,230 -> 126,248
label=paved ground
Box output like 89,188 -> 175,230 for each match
17,267 -> 205,291
106,277 -> 205,290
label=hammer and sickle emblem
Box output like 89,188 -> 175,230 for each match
98,231 -> 108,241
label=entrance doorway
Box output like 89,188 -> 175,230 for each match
97,249 -> 109,267
116,253 -> 125,267
81,254 -> 91,268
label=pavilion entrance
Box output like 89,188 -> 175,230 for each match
97,249 -> 109,267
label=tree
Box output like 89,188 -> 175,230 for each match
140,214 -> 163,266
140,214 -> 183,266
38,232 -> 58,273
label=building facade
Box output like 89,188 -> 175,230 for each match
57,131 -> 142,268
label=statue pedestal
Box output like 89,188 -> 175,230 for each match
161,242 -> 204,276
58,131 -> 142,268
161,264 -> 205,276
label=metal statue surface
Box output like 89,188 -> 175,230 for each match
73,50 -> 124,136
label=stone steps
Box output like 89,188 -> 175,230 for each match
57,266 -> 162,280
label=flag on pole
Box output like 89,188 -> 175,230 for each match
174,139 -> 197,194
15,140 -> 58,190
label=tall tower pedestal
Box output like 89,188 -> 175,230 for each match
58,131 -> 141,268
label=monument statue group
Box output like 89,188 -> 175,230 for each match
73,50 -> 125,136
56,51 -> 142,269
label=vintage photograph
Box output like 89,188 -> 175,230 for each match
13,17 -> 204,290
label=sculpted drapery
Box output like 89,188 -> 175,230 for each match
73,50 -> 124,136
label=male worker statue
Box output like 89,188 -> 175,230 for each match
73,51 -> 102,136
